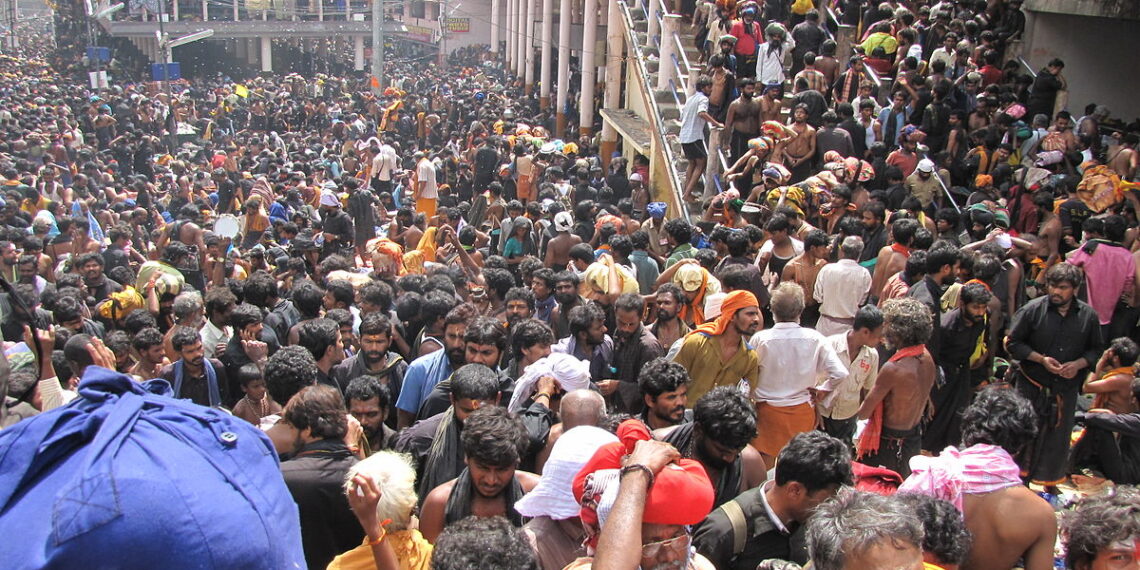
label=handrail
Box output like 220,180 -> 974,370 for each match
718,147 -> 730,173
864,62 -> 882,90
672,31 -> 692,95
617,0 -> 690,221
668,77 -> 683,108
824,6 -> 840,41
1016,56 -> 1037,79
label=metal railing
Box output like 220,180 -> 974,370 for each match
672,31 -> 693,94
1016,56 -> 1037,78
617,0 -> 690,220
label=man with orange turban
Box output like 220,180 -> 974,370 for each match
567,420 -> 716,570
671,290 -> 762,403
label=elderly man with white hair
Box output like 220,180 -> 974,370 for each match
331,450 -> 434,570
813,235 -> 872,337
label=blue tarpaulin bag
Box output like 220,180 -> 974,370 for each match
0,367 -> 306,569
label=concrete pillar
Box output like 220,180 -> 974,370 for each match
704,126 -> 722,198
656,14 -> 679,91
490,0 -> 500,54
260,36 -> 273,72
354,35 -> 365,70
646,0 -> 658,46
505,0 -> 515,68
600,0 -> 623,168
514,0 -> 525,76
578,0 -> 597,136
524,0 -> 535,93
555,0 -> 571,135
539,0 -> 552,108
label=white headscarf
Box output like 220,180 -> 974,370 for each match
513,426 -> 618,520
506,353 -> 592,413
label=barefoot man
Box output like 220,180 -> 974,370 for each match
855,297 -> 936,478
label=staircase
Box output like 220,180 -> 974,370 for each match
613,0 -> 711,222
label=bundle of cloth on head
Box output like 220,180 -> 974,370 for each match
975,174 -> 994,189
97,287 -> 146,322
515,426 -> 619,520
747,136 -> 772,154
583,258 -> 640,297
1075,164 -> 1140,213
507,353 -> 593,413
896,444 -> 1023,511
0,367 -> 305,568
766,185 -> 807,215
647,202 -> 668,219
761,121 -> 795,142
673,264 -> 722,325
572,420 -> 714,548
365,237 -> 407,275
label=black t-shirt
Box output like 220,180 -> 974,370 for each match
323,209 -> 354,247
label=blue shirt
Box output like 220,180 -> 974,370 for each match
395,348 -> 454,414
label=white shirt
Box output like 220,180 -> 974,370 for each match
818,333 -> 879,420
372,143 -> 397,181
679,91 -> 711,144
200,320 -> 232,360
751,323 -> 849,406
814,259 -> 872,319
756,38 -> 794,85
416,158 -> 438,199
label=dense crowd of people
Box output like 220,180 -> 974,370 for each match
1,0 -> 1140,568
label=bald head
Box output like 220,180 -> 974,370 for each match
559,389 -> 605,429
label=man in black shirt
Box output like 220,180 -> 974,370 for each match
693,431 -> 852,569
103,225 -> 133,277
76,252 -> 123,304
1007,262 -> 1103,487
319,188 -> 354,257
213,168 -> 238,214
159,327 -> 230,408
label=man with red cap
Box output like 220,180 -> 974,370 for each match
566,420 -> 717,570
672,290 -> 763,403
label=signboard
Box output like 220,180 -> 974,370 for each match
404,24 -> 434,42
150,62 -> 182,81
443,17 -> 469,32
86,46 -> 111,63
88,71 -> 109,89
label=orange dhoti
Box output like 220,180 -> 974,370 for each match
752,401 -> 816,457
516,175 -> 533,202
416,197 -> 437,218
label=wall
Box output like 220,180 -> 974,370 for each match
437,0 -> 493,51
1021,10 -> 1140,122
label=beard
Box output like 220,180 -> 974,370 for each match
657,308 -> 676,321
362,350 -> 386,366
555,292 -> 577,305
446,347 -> 466,367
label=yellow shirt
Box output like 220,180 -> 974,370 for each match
672,333 -> 760,403
326,529 -> 433,570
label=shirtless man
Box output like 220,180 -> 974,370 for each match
1048,112 -> 1079,154
533,389 -> 606,472
1108,133 -> 1139,179
1034,190 -> 1062,266
418,407 -> 539,544
544,212 -> 582,269
1083,338 -> 1140,414
856,297 -> 936,478
388,208 -> 423,252
782,105 -> 817,182
871,218 -> 919,305
758,83 -> 783,123
911,387 -> 1057,570
723,78 -> 762,164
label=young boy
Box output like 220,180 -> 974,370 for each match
231,363 -> 282,425
1084,337 -> 1140,414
